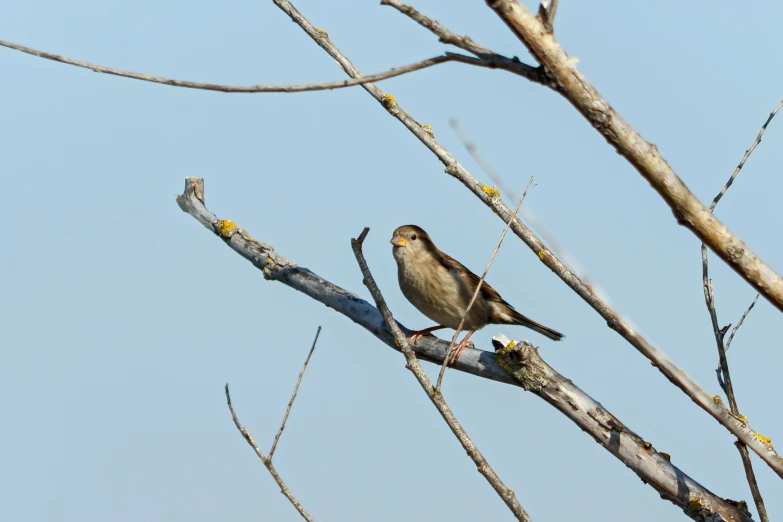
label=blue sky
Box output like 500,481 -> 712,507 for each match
2,1 -> 782,520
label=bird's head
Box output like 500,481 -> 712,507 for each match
390,225 -> 434,263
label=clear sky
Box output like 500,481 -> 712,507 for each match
2,1 -> 782,521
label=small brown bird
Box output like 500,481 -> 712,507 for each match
390,225 -> 564,363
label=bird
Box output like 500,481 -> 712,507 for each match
390,224 -> 564,364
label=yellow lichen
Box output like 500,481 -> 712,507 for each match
316,28 -> 329,38
711,395 -> 723,404
643,441 -> 652,450
738,415 -> 748,423
481,185 -> 500,198
756,434 -> 772,446
660,452 -> 671,461
217,220 -> 237,238
382,93 -> 396,107
421,123 -> 434,137
537,251 -> 546,260
493,353 -> 514,373
688,497 -> 702,511
245,236 -> 254,242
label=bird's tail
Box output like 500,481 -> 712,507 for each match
505,309 -> 564,341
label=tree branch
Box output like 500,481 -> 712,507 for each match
178,178 -> 752,520
536,0 -> 559,33
380,0 -> 547,85
0,39 -> 497,94
725,295 -> 759,353
225,384 -> 315,522
710,99 -> 783,212
484,0 -> 783,317
698,98 -> 777,521
351,228 -> 533,522
702,250 -> 768,521
269,326 -> 321,461
492,336 -> 752,522
269,0 -> 783,477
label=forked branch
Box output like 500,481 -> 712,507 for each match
0,39 -> 507,94
178,178 -> 752,520
484,0 -> 783,316
698,99 -> 779,521
269,0 -> 783,477
223,326 -> 321,521
351,228 -> 533,522
226,381 -> 315,522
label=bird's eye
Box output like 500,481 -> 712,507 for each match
410,234 -> 417,240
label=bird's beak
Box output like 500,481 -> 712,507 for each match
390,234 -> 407,247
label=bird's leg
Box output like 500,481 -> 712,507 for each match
449,329 -> 477,365
407,325 -> 446,345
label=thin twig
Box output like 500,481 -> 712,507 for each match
0,39 -> 495,94
710,99 -> 783,211
225,384 -> 315,522
486,0 -> 783,316
701,248 -> 767,522
270,0 -> 783,477
351,228 -> 533,522
435,177 -> 535,391
449,118 -> 584,288
537,0 -> 559,33
698,100 -> 776,522
380,0 -> 547,85
725,295 -> 759,353
179,179 -> 752,521
269,326 -> 322,461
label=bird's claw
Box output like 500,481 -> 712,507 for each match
449,340 -> 475,365
407,330 -> 435,345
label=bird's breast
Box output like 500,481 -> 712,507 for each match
396,255 -> 489,330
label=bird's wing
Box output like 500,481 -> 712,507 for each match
438,251 -> 507,304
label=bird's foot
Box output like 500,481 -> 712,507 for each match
407,332 -> 430,344
406,327 -> 442,345
449,339 -> 475,365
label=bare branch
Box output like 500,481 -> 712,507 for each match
536,0 -> 559,33
725,294 -> 759,353
698,97 -> 775,519
268,0 -> 783,477
698,95 -> 778,519
435,177 -> 534,390
351,229 -> 533,522
179,178 -> 755,519
710,99 -> 783,211
702,249 -> 768,521
492,336 -> 751,522
380,0 -> 547,85
0,39 -> 493,94
177,178 -> 523,387
269,326 -> 321,461
225,384 -> 315,522
485,0 -> 783,315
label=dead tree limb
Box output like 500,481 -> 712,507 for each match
270,0 -> 783,477
178,177 -> 752,520
484,0 -> 783,315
